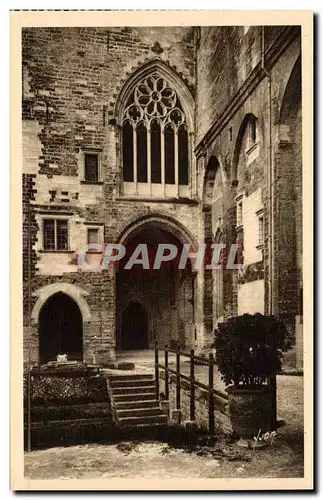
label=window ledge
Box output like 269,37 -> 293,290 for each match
256,243 -> 264,251
83,221 -> 105,226
116,196 -> 198,205
235,224 -> 243,232
80,180 -> 104,185
38,250 -> 74,254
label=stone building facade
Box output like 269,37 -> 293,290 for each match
22,25 -> 303,369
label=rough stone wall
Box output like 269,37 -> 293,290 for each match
196,26 -> 262,144
196,32 -> 270,330
195,26 -> 302,367
271,46 -> 302,368
22,174 -> 38,283
159,373 -> 232,434
24,270 -> 115,365
22,25 -> 303,368
22,27 -> 195,178
22,26 -> 198,364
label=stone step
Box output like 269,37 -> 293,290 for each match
116,407 -> 164,418
113,391 -> 156,403
110,378 -> 155,388
128,422 -> 167,428
111,385 -> 156,395
28,417 -> 110,430
114,400 -> 160,410
108,374 -> 154,382
25,402 -> 110,421
113,392 -> 157,402
118,414 -> 168,427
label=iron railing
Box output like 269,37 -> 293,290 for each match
154,341 -> 277,433
155,341 -> 228,434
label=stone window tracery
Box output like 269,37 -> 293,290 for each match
122,73 -> 189,197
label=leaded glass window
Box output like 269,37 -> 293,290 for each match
122,74 -> 189,196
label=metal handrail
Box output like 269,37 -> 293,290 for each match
154,341 -> 228,434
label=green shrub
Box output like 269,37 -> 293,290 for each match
214,313 -> 292,387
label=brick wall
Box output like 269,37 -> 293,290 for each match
22,27 -> 194,177
22,26 -> 199,363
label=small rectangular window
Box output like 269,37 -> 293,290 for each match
249,115 -> 257,146
87,228 -> 99,245
43,219 -> 68,251
258,216 -> 264,245
56,220 -> 68,250
43,219 -> 55,251
236,199 -> 243,227
84,153 -> 99,182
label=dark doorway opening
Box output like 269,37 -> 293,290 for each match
121,302 -> 148,350
39,292 -> 83,364
116,222 -> 194,352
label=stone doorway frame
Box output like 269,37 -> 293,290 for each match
115,214 -> 200,354
29,282 -> 92,364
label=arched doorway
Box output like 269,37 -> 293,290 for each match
39,292 -> 83,364
116,220 -> 195,351
121,302 -> 148,350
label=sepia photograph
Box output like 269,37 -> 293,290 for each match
10,10 -> 313,490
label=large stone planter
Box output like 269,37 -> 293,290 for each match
227,385 -> 274,438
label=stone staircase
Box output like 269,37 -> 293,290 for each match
107,373 -> 168,428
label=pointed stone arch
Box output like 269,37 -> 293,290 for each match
232,113 -> 259,183
113,59 -> 195,132
279,55 -> 301,128
31,282 -> 92,324
120,300 -> 149,350
202,155 -> 223,209
274,50 -> 301,126
115,212 -> 197,351
116,213 -> 197,253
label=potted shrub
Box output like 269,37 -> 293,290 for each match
214,313 -> 291,441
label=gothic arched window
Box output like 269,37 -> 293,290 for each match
122,73 -> 190,198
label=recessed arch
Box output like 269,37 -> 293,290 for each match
115,213 -> 196,350
120,301 -> 149,350
232,113 -> 259,182
39,292 -> 83,363
31,282 -> 91,324
273,50 -> 301,125
116,213 -> 197,252
121,290 -> 151,314
279,55 -> 301,125
214,227 -> 224,244
203,155 -> 222,208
